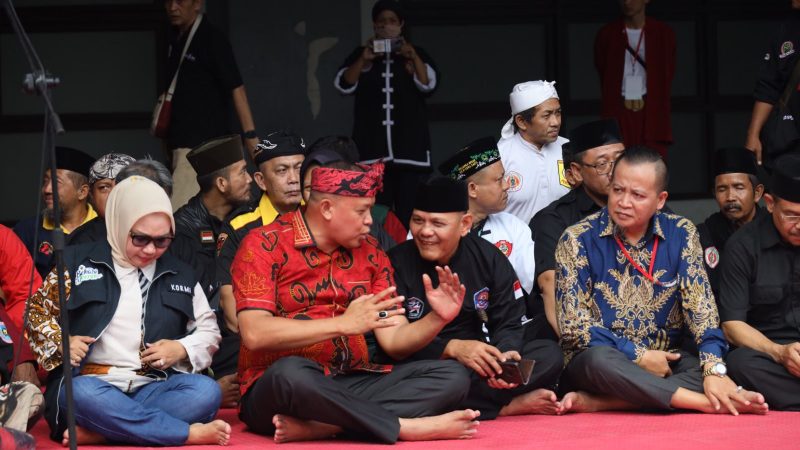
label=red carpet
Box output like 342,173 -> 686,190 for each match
30,408 -> 798,449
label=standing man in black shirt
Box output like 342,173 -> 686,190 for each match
334,0 -> 437,226
744,0 -> 800,166
697,147 -> 765,296
163,0 -> 258,209
721,153 -> 800,411
389,177 -> 563,419
530,119 -> 625,336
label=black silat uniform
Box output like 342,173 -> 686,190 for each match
388,234 -> 562,419
719,212 -> 800,411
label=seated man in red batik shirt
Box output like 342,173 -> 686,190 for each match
232,161 -> 481,444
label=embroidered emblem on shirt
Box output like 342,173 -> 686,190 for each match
558,160 -> 570,188
74,264 -> 103,286
39,241 -> 53,256
506,171 -> 522,192
0,322 -> 11,344
495,240 -> 513,257
170,284 -> 193,294
216,232 -> 228,256
764,52 -> 770,61
406,297 -> 424,320
200,230 -> 214,244
184,53 -> 197,62
704,246 -> 720,269
780,41 -> 795,59
474,287 -> 490,322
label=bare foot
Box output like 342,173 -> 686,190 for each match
272,415 -> 341,443
186,420 -> 231,446
398,409 -> 480,441
500,388 -> 560,416
217,374 -> 241,408
556,391 -> 634,414
62,426 -> 106,447
713,390 -> 769,416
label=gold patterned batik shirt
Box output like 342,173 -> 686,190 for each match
555,208 -> 726,366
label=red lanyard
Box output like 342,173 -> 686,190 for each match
614,235 -> 660,285
625,27 -> 645,75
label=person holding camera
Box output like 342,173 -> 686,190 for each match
387,177 -> 565,420
334,0 -> 438,226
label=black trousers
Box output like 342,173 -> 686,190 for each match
240,357 -> 471,443
727,347 -> 800,411
461,339 -> 563,419
563,346 -> 703,410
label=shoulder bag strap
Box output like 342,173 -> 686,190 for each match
165,14 -> 203,99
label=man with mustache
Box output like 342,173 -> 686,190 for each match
555,146 -> 767,415
720,153 -> 800,410
389,177 -> 563,418
497,81 -> 571,225
697,147 -> 765,297
14,146 -> 96,278
211,131 -> 305,405
531,119 -> 625,338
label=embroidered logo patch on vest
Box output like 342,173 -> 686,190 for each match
39,241 -> 53,256
216,232 -> 228,256
406,297 -> 424,320
170,284 -> 193,294
75,264 -> 103,286
780,41 -> 795,59
506,171 -> 522,192
704,246 -> 720,269
495,240 -> 513,257
558,160 -> 570,188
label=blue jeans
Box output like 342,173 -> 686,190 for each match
59,374 -> 221,446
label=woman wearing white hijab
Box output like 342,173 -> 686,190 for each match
27,176 -> 228,446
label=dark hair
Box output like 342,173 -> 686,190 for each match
116,159 -> 174,197
512,105 -> 537,133
196,166 -> 230,194
562,143 -> 577,168
308,135 -> 360,162
612,145 -> 669,192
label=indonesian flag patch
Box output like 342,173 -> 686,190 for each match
513,280 -> 524,300
200,230 -> 214,244
704,246 -> 720,269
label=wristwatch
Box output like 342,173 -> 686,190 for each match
702,362 -> 728,378
242,130 -> 257,139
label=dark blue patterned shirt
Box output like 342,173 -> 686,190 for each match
556,208 -> 727,366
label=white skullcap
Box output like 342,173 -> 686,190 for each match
499,80 -> 559,140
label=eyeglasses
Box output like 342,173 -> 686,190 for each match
779,213 -> 800,225
581,159 -> 617,175
129,232 -> 174,249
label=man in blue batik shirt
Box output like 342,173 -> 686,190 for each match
555,146 -> 768,416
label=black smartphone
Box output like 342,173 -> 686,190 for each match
497,359 -> 535,385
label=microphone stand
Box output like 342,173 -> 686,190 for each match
2,1 -> 77,448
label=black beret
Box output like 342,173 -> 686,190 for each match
414,176 -> 468,213
771,153 -> 800,203
438,137 -> 501,181
53,146 -> 95,178
253,131 -> 306,166
566,119 -> 623,157
187,135 -> 244,177
714,147 -> 758,177
372,0 -> 404,21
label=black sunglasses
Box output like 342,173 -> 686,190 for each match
129,232 -> 174,249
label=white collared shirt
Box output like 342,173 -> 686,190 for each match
475,212 -> 536,294
498,133 -> 570,224
85,261 -> 220,393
